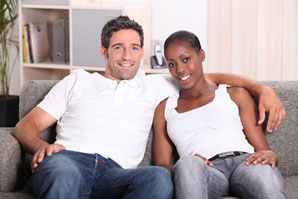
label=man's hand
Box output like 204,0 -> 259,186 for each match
31,143 -> 65,173
194,154 -> 214,167
258,86 -> 286,132
245,150 -> 278,169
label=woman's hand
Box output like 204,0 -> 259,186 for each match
194,154 -> 214,167
245,150 -> 278,169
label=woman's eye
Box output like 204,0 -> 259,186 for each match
168,63 -> 175,67
183,57 -> 190,63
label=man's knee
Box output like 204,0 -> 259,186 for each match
137,166 -> 173,198
35,152 -> 81,179
31,152 -> 83,197
142,166 -> 172,187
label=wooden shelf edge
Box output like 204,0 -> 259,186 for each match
23,63 -> 71,70
21,4 -> 70,10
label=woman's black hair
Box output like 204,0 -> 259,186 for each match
164,30 -> 201,52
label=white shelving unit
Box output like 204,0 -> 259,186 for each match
19,0 -> 168,87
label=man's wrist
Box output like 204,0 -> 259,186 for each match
32,140 -> 49,154
258,84 -> 274,97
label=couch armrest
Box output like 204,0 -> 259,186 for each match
0,128 -> 28,192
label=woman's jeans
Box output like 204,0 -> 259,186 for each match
174,153 -> 286,199
30,150 -> 173,199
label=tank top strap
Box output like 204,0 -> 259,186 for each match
164,93 -> 179,121
214,84 -> 231,101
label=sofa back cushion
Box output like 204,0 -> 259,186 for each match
20,80 -> 58,143
261,81 -> 298,177
20,80 -> 59,182
19,80 -> 298,177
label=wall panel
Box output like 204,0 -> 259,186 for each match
207,0 -> 298,80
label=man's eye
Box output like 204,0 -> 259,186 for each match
183,57 -> 190,63
114,46 -> 121,50
132,46 -> 140,51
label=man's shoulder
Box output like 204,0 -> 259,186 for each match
70,68 -> 91,77
142,73 -> 179,101
145,73 -> 176,85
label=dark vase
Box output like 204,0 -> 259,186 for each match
0,95 -> 19,127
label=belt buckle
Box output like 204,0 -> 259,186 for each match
218,151 -> 235,158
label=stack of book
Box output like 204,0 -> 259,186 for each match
22,22 -> 49,63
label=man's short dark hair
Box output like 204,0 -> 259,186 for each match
101,15 -> 144,49
164,30 -> 202,53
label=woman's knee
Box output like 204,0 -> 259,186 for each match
231,164 -> 285,198
174,156 -> 206,175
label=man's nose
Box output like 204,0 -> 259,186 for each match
121,49 -> 131,60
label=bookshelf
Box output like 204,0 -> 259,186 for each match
19,0 -> 168,87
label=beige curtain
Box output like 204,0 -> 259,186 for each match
207,0 -> 298,80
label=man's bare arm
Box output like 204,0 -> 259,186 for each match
205,73 -> 286,132
13,107 -> 64,173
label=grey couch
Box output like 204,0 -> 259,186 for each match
1,80 -> 298,199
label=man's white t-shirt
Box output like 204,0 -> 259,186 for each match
38,69 -> 178,169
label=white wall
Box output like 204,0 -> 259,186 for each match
102,0 -> 207,50
10,0 -> 207,94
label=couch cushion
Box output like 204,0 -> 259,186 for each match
0,128 -> 28,192
19,80 -> 60,189
261,81 -> 298,177
284,176 -> 298,199
19,80 -> 58,119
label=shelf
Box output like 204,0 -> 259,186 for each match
23,63 -> 71,70
21,4 -> 69,10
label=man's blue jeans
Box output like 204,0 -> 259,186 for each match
30,150 -> 173,199
174,153 -> 286,199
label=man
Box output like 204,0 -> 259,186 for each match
13,16 -> 285,199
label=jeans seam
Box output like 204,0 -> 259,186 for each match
230,183 -> 258,199
93,184 -> 129,191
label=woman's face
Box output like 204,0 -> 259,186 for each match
165,40 -> 205,89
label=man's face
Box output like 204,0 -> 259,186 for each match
101,29 -> 144,82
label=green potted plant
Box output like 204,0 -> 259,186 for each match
0,0 -> 19,127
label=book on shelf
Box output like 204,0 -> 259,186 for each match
25,24 -> 34,63
22,24 -> 31,63
21,24 -> 26,63
53,19 -> 70,64
29,22 -> 50,63
22,22 -> 50,64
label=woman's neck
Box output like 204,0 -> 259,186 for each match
180,76 -> 216,99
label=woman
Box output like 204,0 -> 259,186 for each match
153,30 -> 285,199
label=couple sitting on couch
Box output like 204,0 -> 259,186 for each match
13,16 -> 286,199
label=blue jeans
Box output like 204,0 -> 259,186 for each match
174,154 -> 286,199
30,150 -> 173,199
